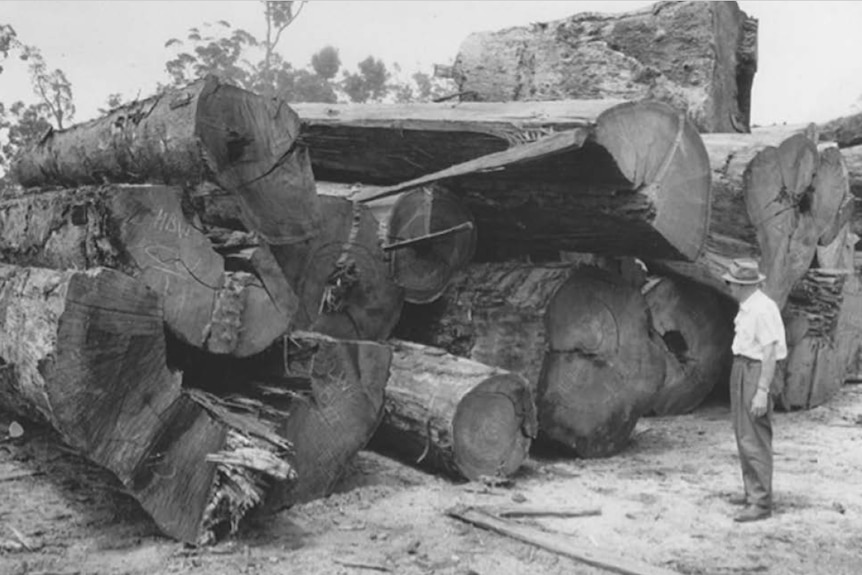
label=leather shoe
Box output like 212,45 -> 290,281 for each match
728,494 -> 749,506
734,505 -> 771,522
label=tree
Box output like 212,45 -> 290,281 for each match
164,1 -> 305,97
0,23 -> 75,188
342,56 -> 389,103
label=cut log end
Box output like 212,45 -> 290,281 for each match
452,374 -> 534,480
386,186 -> 476,304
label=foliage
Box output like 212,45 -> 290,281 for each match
0,22 -> 75,189
162,2 -> 455,104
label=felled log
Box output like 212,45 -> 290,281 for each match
778,269 -> 847,410
269,195 -> 404,341
0,185 -> 295,356
292,99 -> 626,184
0,264 -> 295,544
316,182 -> 477,304
372,340 -> 535,480
352,100 -> 711,262
395,263 -> 665,458
12,75 -> 320,245
658,132 -> 841,308
643,275 -> 735,415
451,1 -> 758,133
176,331 -> 391,509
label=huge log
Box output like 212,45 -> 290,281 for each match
0,264 -> 295,544
657,132 -> 844,308
352,100 -> 711,262
372,340 -> 535,480
643,275 -> 735,415
12,75 -> 320,245
451,1 -> 758,133
269,194 -> 404,341
292,99 -> 626,184
394,262 -> 665,457
176,331 -> 392,509
0,185 -> 295,356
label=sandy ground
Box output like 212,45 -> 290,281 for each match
1,384 -> 861,575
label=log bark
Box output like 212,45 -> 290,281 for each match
643,275 -> 735,415
0,185 -> 295,356
175,331 -> 392,509
0,264 -> 295,544
657,132 -> 840,309
12,75 -> 320,245
353,100 -> 711,262
394,263 -> 665,458
451,1 -> 758,133
292,99 -> 627,184
373,340 -> 535,480
270,194 -> 404,341
777,269 -> 847,410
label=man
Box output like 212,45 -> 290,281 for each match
722,258 -> 787,522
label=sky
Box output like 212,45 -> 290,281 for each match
2,1 -> 862,127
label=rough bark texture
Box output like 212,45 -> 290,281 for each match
12,75 -> 320,245
644,275 -> 735,415
270,195 -> 404,341
373,340 -> 536,480
292,99 -> 626,184
172,331 -> 392,509
0,185 -> 295,356
353,100 -> 711,262
452,1 -> 758,133
0,264 -> 294,544
394,262 -> 576,390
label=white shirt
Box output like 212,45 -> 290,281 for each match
731,289 -> 788,361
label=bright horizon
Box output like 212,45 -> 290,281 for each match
1,1 -> 861,127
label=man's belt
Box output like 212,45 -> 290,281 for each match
733,354 -> 761,363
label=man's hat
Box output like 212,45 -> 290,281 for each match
722,258 -> 766,285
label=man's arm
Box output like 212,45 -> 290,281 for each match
751,341 -> 777,417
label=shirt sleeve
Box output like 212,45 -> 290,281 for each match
756,304 -> 785,349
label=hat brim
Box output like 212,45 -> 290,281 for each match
721,271 -> 766,285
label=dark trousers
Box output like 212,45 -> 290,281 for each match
730,355 -> 773,509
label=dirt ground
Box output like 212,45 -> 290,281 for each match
1,383 -> 861,575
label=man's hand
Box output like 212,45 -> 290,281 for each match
750,388 -> 769,418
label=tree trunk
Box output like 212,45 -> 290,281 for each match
175,331 -> 392,509
451,1 -> 758,133
372,340 -> 536,481
12,75 -> 320,245
394,262 -> 665,458
349,100 -> 711,262
537,267 -> 666,458
643,275 -> 735,415
0,264 -> 295,544
292,99 -> 626,184
0,185 -> 295,356
776,225 -> 858,410
658,132 -> 840,309
270,195 -> 404,341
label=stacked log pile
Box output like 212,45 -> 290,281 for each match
0,77 -> 404,543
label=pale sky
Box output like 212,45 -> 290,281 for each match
1,1 -> 861,127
